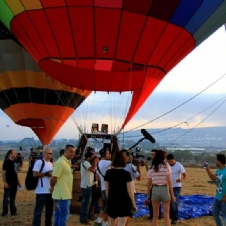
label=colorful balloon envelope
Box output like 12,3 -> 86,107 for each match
0,23 -> 91,144
0,0 -> 226,128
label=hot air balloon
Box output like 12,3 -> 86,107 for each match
0,0 -> 226,129
0,22 -> 91,145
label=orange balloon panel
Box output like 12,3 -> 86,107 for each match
0,37 -> 91,144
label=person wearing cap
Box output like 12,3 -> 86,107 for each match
94,148 -> 112,226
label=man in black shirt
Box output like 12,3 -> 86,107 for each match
2,149 -> 21,216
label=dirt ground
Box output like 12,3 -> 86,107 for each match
0,161 -> 218,226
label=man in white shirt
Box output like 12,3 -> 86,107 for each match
80,151 -> 98,224
32,148 -> 54,226
94,148 -> 111,226
167,154 -> 188,225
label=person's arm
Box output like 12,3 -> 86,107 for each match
181,172 -> 188,181
96,173 -> 101,182
50,176 -> 58,187
205,166 -> 216,181
146,178 -> 152,200
166,174 -> 176,202
49,160 -> 63,192
83,160 -> 97,173
88,162 -> 97,173
104,181 -> 109,199
135,163 -> 142,181
144,161 -> 149,172
33,160 -> 52,178
33,171 -> 52,178
2,170 -> 9,188
127,181 -> 136,208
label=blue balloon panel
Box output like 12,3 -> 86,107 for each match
133,193 -> 215,220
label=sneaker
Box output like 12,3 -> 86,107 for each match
94,222 -> 102,226
80,221 -> 92,225
88,214 -> 96,220
146,216 -> 152,220
1,213 -> 8,217
171,220 -> 178,225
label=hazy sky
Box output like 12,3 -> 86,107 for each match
1,26 -> 226,141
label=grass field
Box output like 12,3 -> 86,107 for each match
0,161 -> 218,226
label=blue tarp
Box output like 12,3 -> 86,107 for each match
134,193 -> 215,220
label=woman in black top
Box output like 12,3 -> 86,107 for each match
104,151 -> 137,226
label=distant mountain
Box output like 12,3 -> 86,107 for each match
120,126 -> 226,148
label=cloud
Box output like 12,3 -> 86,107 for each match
1,91 -> 226,141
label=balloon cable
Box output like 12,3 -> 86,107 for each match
118,94 -> 226,139
123,71 -> 226,133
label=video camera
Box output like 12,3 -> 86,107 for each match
130,152 -> 145,166
127,129 -> 156,166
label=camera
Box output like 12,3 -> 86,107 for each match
130,153 -> 145,166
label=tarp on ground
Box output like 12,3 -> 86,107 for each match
134,193 -> 215,220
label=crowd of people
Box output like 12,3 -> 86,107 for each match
1,146 -> 226,226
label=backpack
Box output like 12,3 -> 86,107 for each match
25,159 -> 45,190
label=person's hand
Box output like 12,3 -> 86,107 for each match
137,161 -> 141,168
49,186 -> 54,193
133,205 -> 138,210
144,199 -> 151,206
222,196 -> 226,202
4,182 -> 9,188
176,178 -> 182,183
171,195 -> 176,202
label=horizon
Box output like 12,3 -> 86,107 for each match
1,125 -> 226,142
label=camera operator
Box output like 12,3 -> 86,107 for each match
15,153 -> 24,173
121,149 -> 141,226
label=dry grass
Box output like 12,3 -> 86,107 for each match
0,161 -> 217,226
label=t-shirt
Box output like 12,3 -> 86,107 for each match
2,160 -> 18,189
104,168 -> 132,198
33,160 -> 53,194
80,160 -> 94,188
96,160 -> 111,191
52,156 -> 73,200
215,167 -> 226,200
149,164 -> 171,185
124,163 -> 140,193
170,162 -> 186,187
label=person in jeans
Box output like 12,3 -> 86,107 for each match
2,149 -> 21,216
205,154 -> 226,226
167,154 -> 187,225
80,151 -> 98,225
50,144 -> 75,226
32,148 -> 54,226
